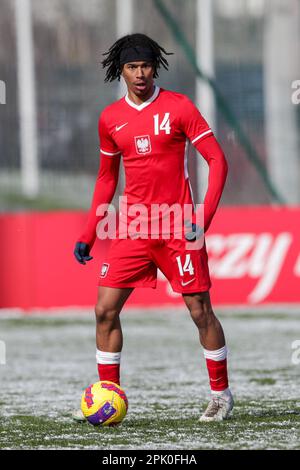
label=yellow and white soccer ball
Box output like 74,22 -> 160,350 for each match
81,381 -> 128,426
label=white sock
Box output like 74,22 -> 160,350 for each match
96,349 -> 121,364
203,345 -> 227,361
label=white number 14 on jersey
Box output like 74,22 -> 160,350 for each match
154,113 -> 171,135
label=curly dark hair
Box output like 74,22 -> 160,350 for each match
102,33 -> 173,82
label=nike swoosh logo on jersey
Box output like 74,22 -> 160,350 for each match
210,377 -> 223,382
181,278 -> 196,286
116,123 -> 128,132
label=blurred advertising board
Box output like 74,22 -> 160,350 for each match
0,207 -> 299,310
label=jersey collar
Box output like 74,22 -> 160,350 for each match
125,86 -> 160,111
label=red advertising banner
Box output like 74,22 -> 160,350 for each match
0,207 -> 299,310
207,207 -> 300,305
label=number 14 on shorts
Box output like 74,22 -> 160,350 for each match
176,254 -> 195,276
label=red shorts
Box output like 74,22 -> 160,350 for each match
98,237 -> 211,294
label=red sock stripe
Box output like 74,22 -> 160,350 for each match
97,363 -> 120,386
206,358 -> 229,391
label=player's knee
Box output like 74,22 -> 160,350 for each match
94,303 -> 119,325
189,304 -> 214,329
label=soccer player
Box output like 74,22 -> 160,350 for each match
74,33 -> 233,422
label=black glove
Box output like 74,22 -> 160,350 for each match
184,221 -> 203,241
74,242 -> 93,265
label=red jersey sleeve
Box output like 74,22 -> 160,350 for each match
179,96 -> 213,144
179,96 -> 227,232
193,135 -> 228,232
77,111 -> 121,247
99,111 -> 121,157
77,155 -> 120,247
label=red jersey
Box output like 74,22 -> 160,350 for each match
99,86 -> 212,209
79,86 -> 227,246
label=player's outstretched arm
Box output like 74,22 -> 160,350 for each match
74,155 -> 121,264
194,135 -> 228,232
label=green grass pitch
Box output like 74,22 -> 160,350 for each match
0,309 -> 299,449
